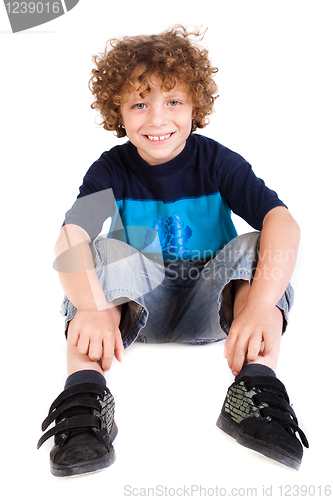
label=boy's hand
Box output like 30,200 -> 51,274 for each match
223,301 -> 283,376
68,308 -> 124,372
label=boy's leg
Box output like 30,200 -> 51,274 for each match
232,279 -> 282,372
38,237 -> 168,476
217,287 -> 309,470
66,303 -> 122,376
215,234 -> 308,470
37,237 -> 156,476
37,301 -> 123,478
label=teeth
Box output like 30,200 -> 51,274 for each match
147,133 -> 172,141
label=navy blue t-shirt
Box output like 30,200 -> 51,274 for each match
64,134 -> 286,260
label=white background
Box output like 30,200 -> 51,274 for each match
0,1 -> 332,498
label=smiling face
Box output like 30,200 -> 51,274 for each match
121,76 -> 194,165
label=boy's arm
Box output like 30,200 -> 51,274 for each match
55,224 -> 109,311
224,206 -> 301,375
55,224 -> 124,370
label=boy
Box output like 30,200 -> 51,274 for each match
37,25 -> 308,476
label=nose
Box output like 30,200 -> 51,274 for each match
148,104 -> 168,128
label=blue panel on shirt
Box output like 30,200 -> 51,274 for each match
107,192 -> 238,260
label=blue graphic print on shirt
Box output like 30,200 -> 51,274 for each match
144,215 -> 193,258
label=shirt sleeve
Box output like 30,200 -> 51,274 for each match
218,153 -> 287,230
63,159 -> 117,240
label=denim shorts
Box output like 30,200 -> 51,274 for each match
61,232 -> 294,349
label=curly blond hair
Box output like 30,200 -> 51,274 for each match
89,25 -> 219,138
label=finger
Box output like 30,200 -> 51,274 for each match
223,328 -> 237,359
230,342 -> 248,376
224,327 -> 244,373
88,338 -> 103,362
76,334 -> 89,355
67,321 -> 79,346
69,331 -> 79,347
101,336 -> 114,372
114,329 -> 124,364
262,332 -> 275,355
259,340 -> 265,354
246,332 -> 263,363
226,329 -> 249,375
223,338 -> 230,358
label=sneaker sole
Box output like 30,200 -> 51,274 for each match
51,449 -> 116,477
216,414 -> 302,471
50,422 -> 118,477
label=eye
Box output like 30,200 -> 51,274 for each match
168,100 -> 181,107
133,103 -> 147,110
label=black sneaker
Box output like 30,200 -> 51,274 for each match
37,383 -> 118,477
216,375 -> 309,470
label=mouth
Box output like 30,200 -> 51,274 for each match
145,132 -> 174,142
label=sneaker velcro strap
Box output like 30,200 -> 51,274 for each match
253,392 -> 296,417
37,414 -> 101,449
37,383 -> 110,451
243,376 -> 289,398
48,383 -> 105,413
260,406 -> 309,448
241,376 -> 309,449
41,395 -> 101,431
